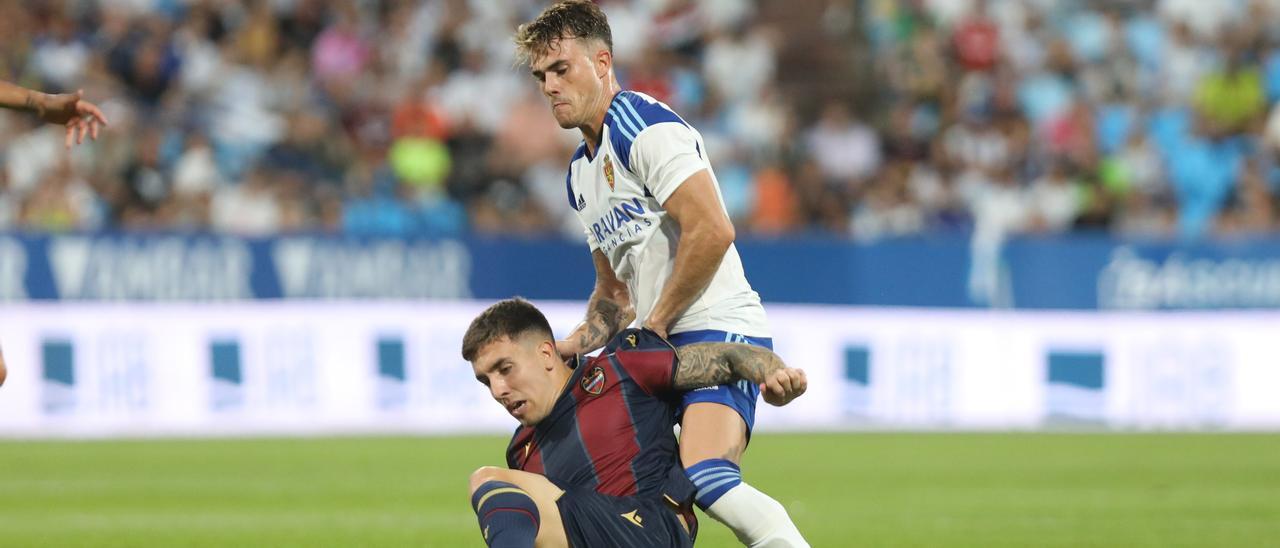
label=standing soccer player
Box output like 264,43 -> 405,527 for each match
514,3 -> 808,546
461,298 -> 806,547
0,80 -> 107,387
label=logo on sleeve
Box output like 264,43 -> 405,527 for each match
581,366 -> 606,395
626,333 -> 637,348
603,155 -> 616,191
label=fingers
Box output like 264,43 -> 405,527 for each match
63,117 -> 105,149
65,89 -> 108,148
641,323 -> 667,340
63,119 -> 91,148
77,99 -> 109,126
761,368 -> 807,406
764,374 -> 784,401
789,368 -> 807,398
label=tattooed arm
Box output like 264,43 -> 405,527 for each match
556,249 -> 636,359
673,342 -> 807,406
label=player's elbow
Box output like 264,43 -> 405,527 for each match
698,216 -> 735,253
714,217 -> 736,246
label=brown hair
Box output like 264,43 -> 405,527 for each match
513,0 -> 613,66
461,298 -> 555,362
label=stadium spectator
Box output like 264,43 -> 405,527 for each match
951,0 -> 1001,72
0,0 -> 1277,244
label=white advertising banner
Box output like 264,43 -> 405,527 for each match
0,302 -> 1277,437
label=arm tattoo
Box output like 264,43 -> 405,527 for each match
576,297 -> 627,351
673,343 -> 783,391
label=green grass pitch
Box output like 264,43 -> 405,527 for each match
1,433 -> 1277,546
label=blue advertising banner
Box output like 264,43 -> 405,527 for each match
1004,235 -> 1280,309
1,232 -> 1277,309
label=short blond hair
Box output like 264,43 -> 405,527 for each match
513,0 -> 613,66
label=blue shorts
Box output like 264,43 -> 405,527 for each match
668,330 -> 773,437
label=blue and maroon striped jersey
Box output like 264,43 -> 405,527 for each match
506,328 -> 684,499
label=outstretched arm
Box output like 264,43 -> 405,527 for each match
556,249 -> 635,358
0,80 -> 108,148
673,342 -> 806,406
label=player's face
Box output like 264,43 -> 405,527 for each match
472,334 -> 564,426
529,37 -> 606,129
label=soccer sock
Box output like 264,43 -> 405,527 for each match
686,458 -> 742,509
470,480 -> 540,548
687,459 -> 810,548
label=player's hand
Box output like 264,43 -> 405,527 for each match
35,90 -> 109,148
0,346 -> 7,387
554,339 -> 580,361
761,367 -> 806,406
641,320 -> 667,340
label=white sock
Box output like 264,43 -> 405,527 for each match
705,482 -> 809,548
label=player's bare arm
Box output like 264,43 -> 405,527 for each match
673,342 -> 807,406
556,249 -> 635,358
0,80 -> 108,148
0,345 -> 7,387
641,169 -> 735,338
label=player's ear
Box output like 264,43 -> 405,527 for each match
538,339 -> 558,370
594,46 -> 611,79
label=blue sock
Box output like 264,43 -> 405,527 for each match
685,458 -> 742,510
471,481 -> 540,548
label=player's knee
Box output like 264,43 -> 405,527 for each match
468,466 -> 508,495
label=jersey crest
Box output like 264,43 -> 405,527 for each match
581,365 -> 606,395
603,155 -> 617,191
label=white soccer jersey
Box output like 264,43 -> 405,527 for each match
565,91 -> 769,337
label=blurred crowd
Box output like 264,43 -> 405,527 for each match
1,0 -> 1279,242
850,0 -> 1280,242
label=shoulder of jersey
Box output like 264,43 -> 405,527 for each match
605,91 -> 690,173
605,327 -> 678,354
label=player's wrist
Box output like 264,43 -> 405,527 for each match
642,316 -> 670,336
22,91 -> 47,115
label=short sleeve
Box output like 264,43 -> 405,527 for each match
565,145 -> 598,251
606,328 -> 679,396
628,123 -> 710,206
583,223 -> 599,251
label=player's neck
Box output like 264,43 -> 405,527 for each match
580,85 -> 622,157
552,364 -> 574,397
